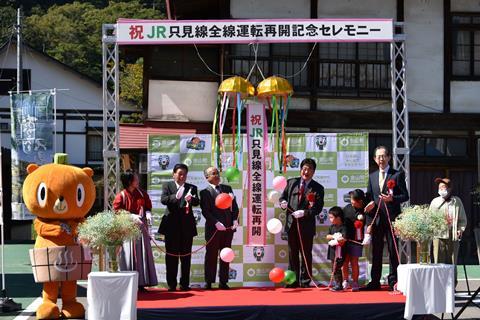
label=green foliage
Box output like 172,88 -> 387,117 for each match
393,205 -> 448,242
0,6 -> 16,40
120,58 -> 144,108
22,1 -> 163,80
120,112 -> 144,123
78,210 -> 141,248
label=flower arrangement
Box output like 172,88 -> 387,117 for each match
78,210 -> 141,249
393,205 -> 448,243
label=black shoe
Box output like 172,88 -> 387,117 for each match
330,285 -> 343,292
205,283 -> 212,290
300,283 -> 311,288
359,282 -> 381,291
167,287 -> 176,292
139,286 -> 148,292
285,282 -> 299,288
219,283 -> 230,290
180,286 -> 191,291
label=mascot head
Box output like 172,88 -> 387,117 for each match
22,153 -> 96,219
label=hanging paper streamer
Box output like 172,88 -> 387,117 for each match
257,76 -> 293,173
216,76 -> 254,177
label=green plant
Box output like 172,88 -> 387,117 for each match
78,210 -> 141,248
394,205 -> 448,242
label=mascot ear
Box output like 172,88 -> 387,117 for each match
82,167 -> 94,177
27,164 -> 39,174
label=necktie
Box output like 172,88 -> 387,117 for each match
379,171 -> 385,190
215,185 -> 221,194
298,180 -> 305,202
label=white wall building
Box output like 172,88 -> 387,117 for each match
0,41 -> 134,239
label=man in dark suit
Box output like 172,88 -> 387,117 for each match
279,158 -> 324,288
200,167 -> 239,290
362,146 -> 409,291
159,163 -> 199,292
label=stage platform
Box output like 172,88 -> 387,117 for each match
137,286 -> 406,320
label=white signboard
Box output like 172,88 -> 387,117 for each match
117,18 -> 393,45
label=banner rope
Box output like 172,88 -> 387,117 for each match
147,225 -> 234,258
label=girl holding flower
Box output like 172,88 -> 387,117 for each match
342,189 -> 366,291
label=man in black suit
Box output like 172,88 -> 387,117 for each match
200,166 -> 239,290
279,158 -> 324,288
362,146 -> 409,291
159,163 -> 199,292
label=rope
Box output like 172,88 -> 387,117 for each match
382,201 -> 401,279
366,197 -> 402,294
285,207 -> 334,290
148,226 -> 235,257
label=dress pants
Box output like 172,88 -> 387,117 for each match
165,231 -> 193,289
287,221 -> 314,286
371,216 -> 399,286
204,230 -> 234,284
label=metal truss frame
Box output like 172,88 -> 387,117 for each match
102,22 -> 411,261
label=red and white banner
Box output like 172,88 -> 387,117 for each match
116,18 -> 394,45
246,103 -> 267,246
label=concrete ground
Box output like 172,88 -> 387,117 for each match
1,244 -> 479,320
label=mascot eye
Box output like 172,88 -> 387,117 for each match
76,184 -> 85,207
37,182 -> 47,207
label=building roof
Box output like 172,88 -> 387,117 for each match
0,39 -> 101,87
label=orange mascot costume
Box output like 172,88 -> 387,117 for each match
23,155 -> 95,319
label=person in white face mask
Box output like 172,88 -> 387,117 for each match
429,178 -> 467,286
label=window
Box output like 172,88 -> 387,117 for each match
409,137 -> 468,157
87,134 -> 102,162
0,69 -> 32,95
149,45 -> 219,81
318,43 -> 390,98
230,44 -> 310,90
229,42 -> 390,98
451,14 -> 480,79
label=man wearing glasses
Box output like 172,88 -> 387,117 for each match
362,146 -> 409,291
200,167 -> 239,290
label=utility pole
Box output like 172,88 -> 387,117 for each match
16,8 -> 22,93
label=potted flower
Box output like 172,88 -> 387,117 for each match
393,205 -> 448,264
78,210 -> 141,271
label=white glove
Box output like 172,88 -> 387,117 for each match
292,210 -> 304,219
229,193 -> 235,200
146,211 -> 152,225
131,214 -> 142,224
332,232 -> 343,241
215,221 -> 226,231
328,239 -> 339,247
185,190 -> 192,202
362,233 -> 372,246
176,185 -> 185,199
280,200 -> 288,210
232,220 -> 239,230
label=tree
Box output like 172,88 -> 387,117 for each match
23,1 -> 164,80
0,6 -> 16,42
120,58 -> 144,108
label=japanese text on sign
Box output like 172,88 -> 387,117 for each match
247,103 -> 267,246
117,19 -> 393,44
